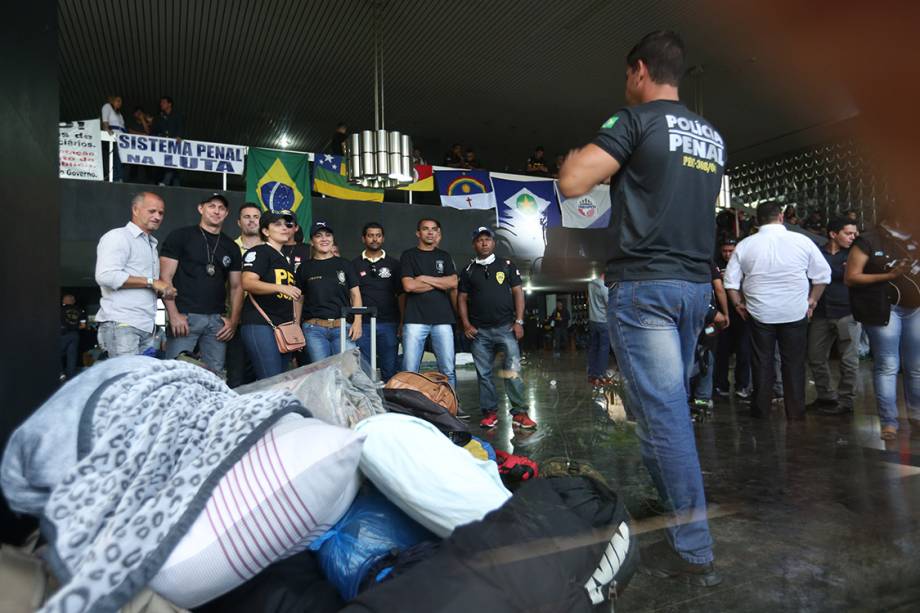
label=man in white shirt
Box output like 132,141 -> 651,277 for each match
724,201 -> 831,420
101,96 -> 125,182
95,192 -> 176,357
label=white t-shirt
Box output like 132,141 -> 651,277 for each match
101,103 -> 125,131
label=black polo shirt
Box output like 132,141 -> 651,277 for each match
296,256 -> 359,320
352,252 -> 402,323
160,225 -> 241,314
401,247 -> 457,325
241,244 -> 297,326
459,258 -> 522,328
593,100 -> 725,283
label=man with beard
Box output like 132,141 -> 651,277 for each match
352,222 -> 403,381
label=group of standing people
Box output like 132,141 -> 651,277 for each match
100,95 -> 183,185
92,194 -> 539,431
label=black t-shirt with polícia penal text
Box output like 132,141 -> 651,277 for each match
401,247 -> 457,325
458,258 -> 522,328
160,225 -> 241,314
352,254 -> 403,323
593,100 -> 725,283
295,256 -> 359,320
240,244 -> 297,326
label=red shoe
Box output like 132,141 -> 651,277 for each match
479,411 -> 499,428
512,413 -> 537,430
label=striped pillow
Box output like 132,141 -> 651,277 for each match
149,414 -> 364,608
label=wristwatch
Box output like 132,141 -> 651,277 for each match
515,319 -> 525,325
146,277 -> 154,289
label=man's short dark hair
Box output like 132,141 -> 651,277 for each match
626,30 -> 686,86
239,202 -> 261,217
755,201 -> 784,226
417,218 -> 441,231
363,222 -> 384,236
827,216 -> 856,235
160,96 -> 174,105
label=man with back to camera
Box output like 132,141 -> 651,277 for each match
458,226 -> 536,430
806,216 -> 861,415
159,194 -> 243,373
586,273 -> 611,386
401,218 -> 459,390
558,30 -> 725,585
225,202 -> 262,387
723,201 -> 831,421
353,222 -> 404,382
95,192 -> 177,357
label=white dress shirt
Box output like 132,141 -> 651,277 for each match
95,222 -> 160,332
723,223 -> 831,324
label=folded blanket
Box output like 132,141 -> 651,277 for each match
4,358 -> 309,613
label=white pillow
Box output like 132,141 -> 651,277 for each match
149,414 -> 364,608
353,413 -> 511,538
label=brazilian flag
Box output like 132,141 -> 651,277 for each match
245,148 -> 312,231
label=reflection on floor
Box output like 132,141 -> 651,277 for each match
454,351 -> 920,612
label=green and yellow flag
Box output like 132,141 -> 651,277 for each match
313,154 -> 384,202
245,148 -> 312,230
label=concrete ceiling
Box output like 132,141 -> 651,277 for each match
59,0 -> 858,172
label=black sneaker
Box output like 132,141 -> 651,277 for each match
817,402 -> 852,416
806,398 -> 837,412
640,540 -> 722,587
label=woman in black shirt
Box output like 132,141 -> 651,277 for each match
240,211 -> 302,380
297,222 -> 362,363
846,218 -> 919,440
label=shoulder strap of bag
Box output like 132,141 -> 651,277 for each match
248,294 -> 277,328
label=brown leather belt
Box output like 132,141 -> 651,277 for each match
305,317 -> 343,328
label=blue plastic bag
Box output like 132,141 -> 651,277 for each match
310,485 -> 436,600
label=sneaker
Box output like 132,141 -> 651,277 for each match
512,413 -> 537,430
479,411 -> 499,429
640,540 -> 722,587
735,388 -> 752,400
806,398 -> 837,412
714,388 -> 730,398
880,425 -> 897,440
693,398 -> 714,411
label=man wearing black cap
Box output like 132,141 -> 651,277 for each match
353,222 -> 403,381
459,227 -> 535,429
296,221 -> 362,363
159,193 -> 242,372
401,218 -> 459,389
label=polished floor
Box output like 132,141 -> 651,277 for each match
453,350 -> 920,612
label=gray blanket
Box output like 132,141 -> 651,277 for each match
3,358 -> 308,613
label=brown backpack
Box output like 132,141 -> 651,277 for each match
384,371 -> 459,416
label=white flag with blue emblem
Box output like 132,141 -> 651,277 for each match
557,184 -> 611,229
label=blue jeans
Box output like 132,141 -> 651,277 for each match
470,325 -> 527,415
357,321 -> 399,381
402,323 -> 456,390
165,313 -> 228,372
587,320 -> 611,378
98,321 -> 155,358
865,306 -> 920,428
60,331 -> 80,379
302,323 -> 356,363
241,324 -> 290,380
608,280 -> 714,564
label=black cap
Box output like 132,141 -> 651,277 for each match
262,209 -> 295,224
310,221 -> 334,237
202,193 -> 229,208
471,226 -> 494,240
